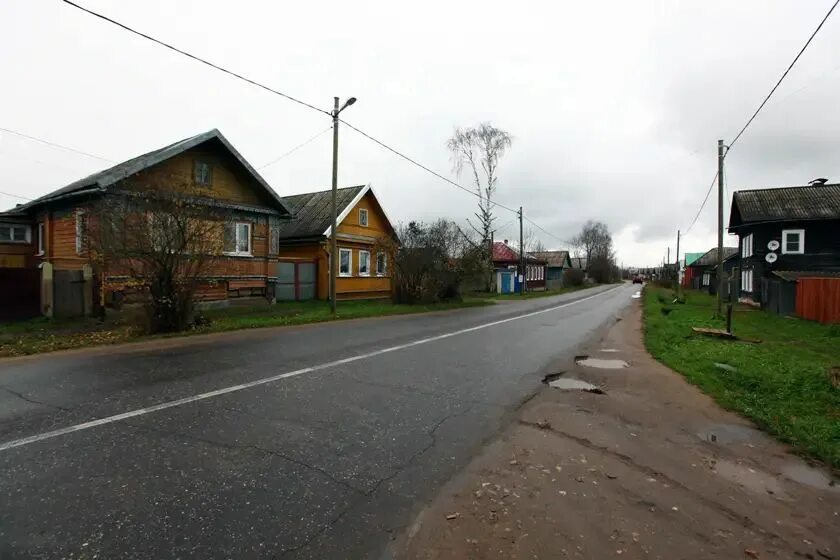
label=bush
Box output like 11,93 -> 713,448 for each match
564,268 -> 585,287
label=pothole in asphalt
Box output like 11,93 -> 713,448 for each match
781,463 -> 840,492
697,423 -> 762,444
575,355 -> 629,369
542,372 -> 604,394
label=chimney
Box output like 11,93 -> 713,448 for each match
503,239 -> 508,244
809,178 -> 828,186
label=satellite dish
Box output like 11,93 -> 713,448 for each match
767,240 -> 780,251
765,252 -> 778,263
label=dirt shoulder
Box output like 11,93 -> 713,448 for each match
392,302 -> 839,560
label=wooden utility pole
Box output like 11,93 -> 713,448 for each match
518,206 -> 525,295
675,229 -> 681,292
717,139 -> 725,315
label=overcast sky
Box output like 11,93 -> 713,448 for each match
2,0 -> 838,266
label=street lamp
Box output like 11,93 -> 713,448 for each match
330,96 -> 357,315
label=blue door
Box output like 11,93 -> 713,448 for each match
501,271 -> 514,294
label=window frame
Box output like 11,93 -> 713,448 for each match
37,223 -> 45,255
702,272 -> 710,286
193,160 -> 213,187
338,248 -> 353,276
376,252 -> 387,276
741,233 -> 753,258
358,250 -> 371,277
781,229 -> 805,255
358,208 -> 369,227
741,268 -> 754,293
0,222 -> 31,245
223,221 -> 252,256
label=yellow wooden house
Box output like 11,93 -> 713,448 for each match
276,185 -> 397,301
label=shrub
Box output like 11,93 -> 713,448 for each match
564,268 -> 585,287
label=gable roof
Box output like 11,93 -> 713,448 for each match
729,183 -> 840,229
530,250 -> 571,267
492,241 -> 546,264
688,247 -> 738,268
6,129 -> 290,215
276,184 -> 376,240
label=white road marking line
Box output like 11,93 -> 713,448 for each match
0,286 -> 623,453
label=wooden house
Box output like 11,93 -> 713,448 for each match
0,129 -> 291,318
529,250 -> 572,289
728,181 -> 840,303
684,247 -> 738,294
492,240 -> 547,292
275,185 -> 397,301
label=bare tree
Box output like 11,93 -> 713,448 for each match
86,178 -> 232,333
571,220 -> 617,283
447,123 -> 513,247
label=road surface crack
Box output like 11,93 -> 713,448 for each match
1,386 -> 70,411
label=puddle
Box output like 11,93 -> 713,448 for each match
712,459 -> 788,498
542,373 -> 604,394
631,292 -> 642,299
697,423 -> 761,444
600,349 -> 620,353
575,356 -> 629,369
781,463 -> 840,492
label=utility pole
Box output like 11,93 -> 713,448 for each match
518,206 -> 525,295
675,229 -> 681,292
329,96 -> 357,315
717,139 -> 725,316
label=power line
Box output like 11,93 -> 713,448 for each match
523,216 -> 572,245
0,190 -> 33,201
258,127 -> 332,170
0,126 -> 113,162
727,0 -> 839,152
683,171 -> 719,236
61,0 -> 330,116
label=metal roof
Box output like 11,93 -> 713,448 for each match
729,183 -> 840,228
5,129 -> 290,215
688,247 -> 738,268
529,250 -> 571,267
276,185 -> 367,240
492,241 -> 546,264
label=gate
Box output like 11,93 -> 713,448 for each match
0,268 -> 40,320
54,270 -> 86,318
275,261 -> 317,301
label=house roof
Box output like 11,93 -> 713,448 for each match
688,247 -> 738,268
276,185 -> 370,240
529,250 -> 571,267
771,270 -> 840,282
492,241 -> 546,264
728,183 -> 840,229
683,252 -> 704,266
4,129 -> 290,215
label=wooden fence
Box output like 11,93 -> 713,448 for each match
796,277 -> 840,324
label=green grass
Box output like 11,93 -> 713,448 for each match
643,286 -> 840,468
0,298 -> 493,358
469,284 -> 592,301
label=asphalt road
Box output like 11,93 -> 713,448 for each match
0,283 -> 635,559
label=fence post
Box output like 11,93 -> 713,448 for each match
82,264 -> 93,317
40,262 -> 54,318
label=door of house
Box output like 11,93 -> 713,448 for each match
275,261 -> 317,301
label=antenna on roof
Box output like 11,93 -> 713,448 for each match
809,177 -> 828,185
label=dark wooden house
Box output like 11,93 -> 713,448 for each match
685,247 -> 738,294
728,181 -> 840,305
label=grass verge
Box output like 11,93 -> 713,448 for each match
643,286 -> 840,468
0,298 -> 492,359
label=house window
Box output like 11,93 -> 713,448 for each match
194,160 -> 213,187
741,233 -> 753,258
339,248 -> 352,276
781,229 -> 804,254
37,223 -> 45,255
376,252 -> 387,276
359,208 -> 369,227
741,269 -> 754,293
0,223 -> 31,244
223,222 -> 251,255
75,210 -> 87,254
702,272 -> 710,286
359,250 -> 371,276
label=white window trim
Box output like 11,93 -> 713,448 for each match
359,250 -> 371,276
741,233 -> 753,258
781,229 -> 805,255
339,248 -> 353,276
376,252 -> 387,276
75,210 -> 86,255
741,269 -> 754,293
224,222 -> 252,257
0,222 -> 31,245
702,272 -> 710,286
37,223 -> 45,255
358,208 -> 369,227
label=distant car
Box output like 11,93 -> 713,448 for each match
633,276 -> 643,284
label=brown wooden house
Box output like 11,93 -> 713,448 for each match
0,129 -> 292,318
275,185 -> 397,301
